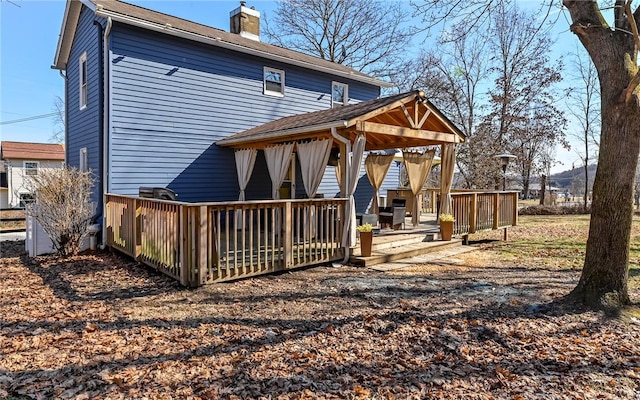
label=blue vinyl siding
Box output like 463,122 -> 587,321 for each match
109,23 -> 380,202
66,6 -> 103,208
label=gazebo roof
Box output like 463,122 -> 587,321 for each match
216,90 -> 465,150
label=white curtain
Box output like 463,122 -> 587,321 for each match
297,139 -> 332,238
297,139 -> 332,198
342,134 -> 366,249
264,143 -> 294,199
365,153 -> 394,215
234,148 -> 257,201
403,149 -> 435,226
439,143 -> 456,215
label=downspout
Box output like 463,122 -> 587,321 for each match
93,20 -> 104,227
101,17 -> 112,248
331,127 -> 351,264
58,70 -> 68,163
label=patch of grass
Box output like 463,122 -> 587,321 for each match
470,215 -> 640,286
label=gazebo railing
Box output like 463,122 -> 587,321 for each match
105,194 -> 347,286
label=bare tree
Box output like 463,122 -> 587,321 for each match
262,0 -> 412,80
25,167 -> 94,257
412,0 -> 640,308
394,28 -> 494,188
401,4 -> 566,191
565,48 -> 600,209
50,95 -> 65,144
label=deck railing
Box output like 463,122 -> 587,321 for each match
105,194 -> 347,286
449,191 -> 518,235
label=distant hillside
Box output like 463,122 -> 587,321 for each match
549,164 -> 597,191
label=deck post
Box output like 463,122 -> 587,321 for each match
493,193 -> 499,230
512,192 -> 518,226
179,205 -> 190,286
284,201 -> 292,268
469,193 -> 477,234
198,205 -> 208,285
134,198 -> 142,260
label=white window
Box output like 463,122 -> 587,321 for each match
79,52 -> 88,110
332,82 -> 348,107
24,161 -> 39,176
79,147 -> 88,171
264,67 -> 285,97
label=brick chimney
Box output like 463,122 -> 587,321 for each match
230,1 -> 260,41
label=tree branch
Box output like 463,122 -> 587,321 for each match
623,0 -> 640,104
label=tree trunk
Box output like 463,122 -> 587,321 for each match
570,100 -> 639,307
539,174 -> 546,205
564,0 -> 640,308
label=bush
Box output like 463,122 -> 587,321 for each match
25,167 -> 94,256
519,204 -> 591,216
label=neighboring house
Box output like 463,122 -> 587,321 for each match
52,0 -> 393,220
0,141 -> 65,208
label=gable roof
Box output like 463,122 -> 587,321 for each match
1,141 -> 65,161
52,0 -> 391,88
217,90 -> 466,150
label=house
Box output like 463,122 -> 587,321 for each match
0,141 -> 65,208
52,0 -> 394,216
52,0 -> 516,285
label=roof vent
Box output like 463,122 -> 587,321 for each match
229,1 -> 260,41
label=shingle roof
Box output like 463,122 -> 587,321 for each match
217,92 -> 415,146
217,90 -> 466,149
54,0 -> 390,87
1,141 -> 65,161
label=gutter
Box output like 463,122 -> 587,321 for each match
94,9 -> 393,88
331,127 -> 351,264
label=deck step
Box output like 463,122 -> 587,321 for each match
371,232 -> 435,251
350,239 -> 464,267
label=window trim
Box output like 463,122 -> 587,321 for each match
332,81 -> 349,107
79,147 -> 88,172
79,52 -> 88,110
23,161 -> 39,176
263,67 -> 285,97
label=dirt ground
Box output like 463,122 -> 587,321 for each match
1,220 -> 640,399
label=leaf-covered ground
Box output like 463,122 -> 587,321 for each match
1,215 -> 639,399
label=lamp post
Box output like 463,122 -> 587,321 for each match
494,153 -> 517,191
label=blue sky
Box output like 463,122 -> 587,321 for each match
0,0 -> 279,145
0,0 -> 586,173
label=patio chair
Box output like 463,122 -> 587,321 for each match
378,198 -> 406,230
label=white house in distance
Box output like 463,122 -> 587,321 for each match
0,141 -> 65,208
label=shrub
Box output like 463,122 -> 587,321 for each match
439,213 -> 456,222
25,167 -> 95,257
518,204 -> 591,216
356,223 -> 373,232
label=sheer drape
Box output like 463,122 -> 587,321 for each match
342,134 -> 366,249
264,143 -> 294,199
403,149 -> 435,226
364,153 -> 394,215
297,139 -> 332,238
439,144 -> 456,215
234,148 -> 257,201
297,139 -> 332,198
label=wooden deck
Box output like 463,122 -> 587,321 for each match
104,191 -> 517,286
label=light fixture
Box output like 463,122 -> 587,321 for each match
494,153 -> 517,190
